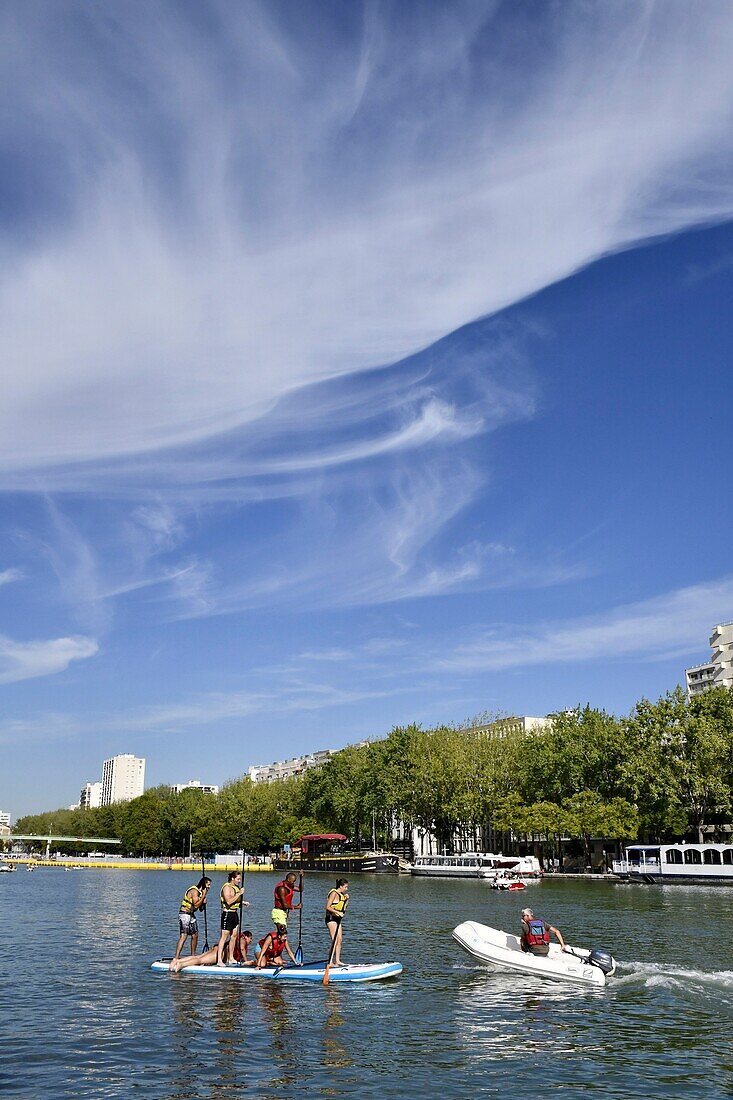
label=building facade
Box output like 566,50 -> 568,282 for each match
101,754 -> 146,805
79,781 -> 103,809
248,749 -> 336,784
685,622 -> 733,698
0,810 -> 11,828
170,779 -> 219,795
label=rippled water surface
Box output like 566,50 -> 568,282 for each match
1,868 -> 731,1098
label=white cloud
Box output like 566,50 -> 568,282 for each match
439,576 -> 733,672
0,4 -> 732,478
0,633 -> 98,684
0,568 -> 23,587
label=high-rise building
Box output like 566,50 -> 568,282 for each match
0,810 -> 11,828
101,754 -> 145,805
79,781 -> 103,809
685,622 -> 733,698
170,779 -> 219,795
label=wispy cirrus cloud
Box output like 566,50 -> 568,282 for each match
0,633 -> 98,685
0,567 -> 23,587
438,576 -> 733,672
1,3 -> 733,481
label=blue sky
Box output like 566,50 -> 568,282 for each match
2,1 -> 733,816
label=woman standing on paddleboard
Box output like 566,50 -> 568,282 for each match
325,879 -> 349,965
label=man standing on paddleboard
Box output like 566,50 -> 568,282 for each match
174,876 -> 211,960
216,871 -> 247,966
272,871 -> 301,926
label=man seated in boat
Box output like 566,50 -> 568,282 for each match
256,920 -> 301,969
519,907 -> 566,956
169,930 -> 255,971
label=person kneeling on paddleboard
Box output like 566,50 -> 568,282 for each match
519,907 -> 566,956
256,921 -> 300,969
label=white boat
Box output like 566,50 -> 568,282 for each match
0,863 -> 14,873
150,959 -> 402,983
410,852 -> 505,878
613,842 -> 733,885
452,920 -> 616,988
480,855 -> 542,880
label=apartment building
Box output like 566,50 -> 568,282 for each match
101,754 -> 146,805
79,781 -> 103,809
685,622 -> 733,698
170,779 -> 219,795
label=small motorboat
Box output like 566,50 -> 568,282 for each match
0,863 -> 14,873
490,873 -> 527,890
453,920 -> 615,988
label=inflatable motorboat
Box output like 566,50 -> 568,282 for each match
453,920 -> 615,988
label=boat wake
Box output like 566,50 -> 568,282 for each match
614,960 -> 733,1010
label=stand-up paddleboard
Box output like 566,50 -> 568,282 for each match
151,959 -> 402,983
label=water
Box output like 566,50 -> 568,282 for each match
1,869 -> 731,1099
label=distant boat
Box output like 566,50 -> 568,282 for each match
613,842 -> 733,884
0,863 -> 14,873
410,852 -> 502,878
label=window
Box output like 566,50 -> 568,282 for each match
703,849 -> 721,865
665,849 -> 683,864
723,849 -> 733,866
684,848 -> 702,864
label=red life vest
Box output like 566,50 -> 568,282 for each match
524,918 -> 550,949
259,929 -> 287,962
274,879 -> 295,910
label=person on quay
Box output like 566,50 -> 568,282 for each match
272,871 -> 302,927
174,876 -> 211,960
256,920 -> 300,969
519,907 -> 566,956
216,871 -> 247,966
170,930 -> 254,972
325,879 -> 349,966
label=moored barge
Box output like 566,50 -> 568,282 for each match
273,833 -> 400,874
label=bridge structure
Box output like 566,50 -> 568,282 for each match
5,834 -> 121,858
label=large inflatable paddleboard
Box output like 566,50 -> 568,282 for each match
151,959 -> 402,983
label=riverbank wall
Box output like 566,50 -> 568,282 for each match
6,857 -> 273,872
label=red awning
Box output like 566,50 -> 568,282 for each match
299,833 -> 347,842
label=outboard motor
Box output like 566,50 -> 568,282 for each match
588,948 -> 615,975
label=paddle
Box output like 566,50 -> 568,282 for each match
201,855 -> 209,951
294,872 -> 304,964
238,847 -> 246,928
323,923 -> 339,986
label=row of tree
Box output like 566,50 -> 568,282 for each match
14,686 -> 733,859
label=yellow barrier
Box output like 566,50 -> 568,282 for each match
7,857 -> 273,872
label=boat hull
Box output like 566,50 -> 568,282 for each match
452,920 -> 613,988
151,959 -> 402,982
273,853 -> 399,874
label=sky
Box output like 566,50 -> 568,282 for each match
2,1 -> 733,817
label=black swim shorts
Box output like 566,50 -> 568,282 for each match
221,911 -> 239,933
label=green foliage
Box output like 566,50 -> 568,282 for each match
15,687 -> 733,855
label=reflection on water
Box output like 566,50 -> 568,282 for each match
1,869 -> 732,1099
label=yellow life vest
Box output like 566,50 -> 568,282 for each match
221,884 -> 240,912
180,885 -> 199,915
329,888 -> 348,915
